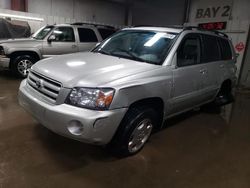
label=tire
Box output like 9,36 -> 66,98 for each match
208,81 -> 234,107
215,82 -> 234,105
11,55 -> 36,78
108,106 -> 158,157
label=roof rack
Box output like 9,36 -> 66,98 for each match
71,22 -> 115,29
133,25 -> 185,29
133,25 -> 154,27
184,26 -> 228,38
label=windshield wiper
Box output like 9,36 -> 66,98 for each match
111,48 -> 148,63
95,49 -> 111,56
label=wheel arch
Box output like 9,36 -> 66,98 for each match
9,51 -> 41,68
220,79 -> 232,93
126,97 -> 165,129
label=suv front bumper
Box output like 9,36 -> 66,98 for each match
0,55 -> 10,68
18,79 -> 127,145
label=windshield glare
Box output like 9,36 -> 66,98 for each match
94,30 -> 177,65
32,26 -> 54,40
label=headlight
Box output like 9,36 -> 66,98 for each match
65,87 -> 115,110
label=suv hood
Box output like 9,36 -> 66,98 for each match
32,52 -> 160,88
0,38 -> 41,48
0,38 -> 36,44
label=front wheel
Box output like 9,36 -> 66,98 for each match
11,55 -> 36,78
108,107 -> 157,157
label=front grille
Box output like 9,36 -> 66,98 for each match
27,70 -> 62,102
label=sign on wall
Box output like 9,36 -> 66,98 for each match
194,0 -> 233,22
235,42 -> 245,53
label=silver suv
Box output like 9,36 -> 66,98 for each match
18,26 -> 237,156
0,23 -> 116,77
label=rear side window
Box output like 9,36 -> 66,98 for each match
218,38 -> 232,60
98,28 -> 116,39
177,35 -> 201,67
77,28 -> 98,42
202,34 -> 220,63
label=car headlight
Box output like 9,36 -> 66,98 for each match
65,87 -> 115,110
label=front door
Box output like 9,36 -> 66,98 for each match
42,26 -> 78,58
169,33 -> 207,114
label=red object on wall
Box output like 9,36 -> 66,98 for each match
11,0 -> 27,12
198,22 -> 227,30
235,42 -> 245,52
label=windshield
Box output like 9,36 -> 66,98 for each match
93,30 -> 177,65
32,26 -> 54,40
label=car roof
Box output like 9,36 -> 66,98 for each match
51,23 -> 116,30
123,26 -> 229,39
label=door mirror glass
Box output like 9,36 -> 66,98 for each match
48,35 -> 56,43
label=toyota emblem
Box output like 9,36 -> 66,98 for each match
35,79 -> 43,89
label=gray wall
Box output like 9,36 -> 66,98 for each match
1,0 -> 187,26
131,0 -> 186,26
240,32 -> 250,87
27,0 -> 126,25
0,0 -> 10,9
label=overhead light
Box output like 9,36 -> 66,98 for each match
0,13 -> 44,22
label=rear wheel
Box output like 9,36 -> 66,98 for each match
108,106 -> 157,157
11,55 -> 36,78
214,81 -> 234,106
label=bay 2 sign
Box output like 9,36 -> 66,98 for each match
195,0 -> 232,21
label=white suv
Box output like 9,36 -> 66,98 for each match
0,23 -> 117,77
18,26 -> 237,157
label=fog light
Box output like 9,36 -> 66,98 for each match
67,120 -> 84,136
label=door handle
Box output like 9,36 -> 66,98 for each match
220,64 -> 225,68
199,69 -> 205,74
199,69 -> 208,74
72,44 -> 77,48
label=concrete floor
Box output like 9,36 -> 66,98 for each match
0,70 -> 250,188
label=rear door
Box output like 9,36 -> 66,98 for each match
170,33 -> 208,114
77,27 -> 100,52
199,34 -> 222,100
217,37 -> 235,84
42,26 -> 78,57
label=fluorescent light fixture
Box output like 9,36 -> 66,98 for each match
0,13 -> 44,22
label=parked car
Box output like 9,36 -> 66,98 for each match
18,26 -> 237,157
0,23 -> 117,77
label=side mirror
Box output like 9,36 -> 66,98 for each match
48,35 -> 56,43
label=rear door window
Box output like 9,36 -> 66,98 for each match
201,34 -> 221,63
218,38 -> 232,60
77,28 -> 98,42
